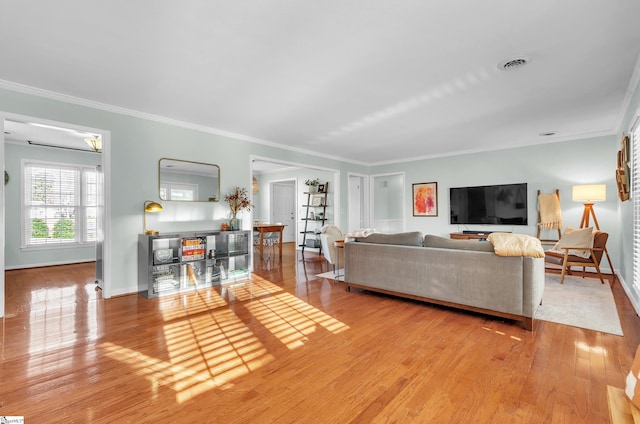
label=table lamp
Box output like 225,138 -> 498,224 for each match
144,200 -> 163,235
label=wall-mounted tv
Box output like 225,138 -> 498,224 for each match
450,183 -> 528,226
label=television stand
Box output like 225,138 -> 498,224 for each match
451,231 -> 492,240
451,230 -> 511,240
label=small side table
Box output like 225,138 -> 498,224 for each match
334,240 -> 345,281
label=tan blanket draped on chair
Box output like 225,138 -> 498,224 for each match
538,193 -> 562,230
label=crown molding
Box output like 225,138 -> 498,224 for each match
0,79 -> 368,167
616,52 -> 640,132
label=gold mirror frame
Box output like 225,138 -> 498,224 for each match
158,158 -> 220,202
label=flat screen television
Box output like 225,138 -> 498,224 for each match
450,183 -> 528,225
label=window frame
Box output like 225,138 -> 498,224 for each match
632,115 -> 640,296
21,159 -> 98,250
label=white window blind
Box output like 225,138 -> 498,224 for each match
633,123 -> 640,294
23,161 -> 97,247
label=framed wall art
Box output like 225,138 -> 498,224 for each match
413,182 -> 438,217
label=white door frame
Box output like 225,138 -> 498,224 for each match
0,112 -> 112,317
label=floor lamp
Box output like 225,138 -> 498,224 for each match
572,184 -> 615,277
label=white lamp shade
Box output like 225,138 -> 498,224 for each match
572,184 -> 606,202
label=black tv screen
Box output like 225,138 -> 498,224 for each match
450,183 -> 528,225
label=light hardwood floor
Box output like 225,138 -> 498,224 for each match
1,243 -> 639,423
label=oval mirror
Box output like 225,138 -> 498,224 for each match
159,158 -> 220,202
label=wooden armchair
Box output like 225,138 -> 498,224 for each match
545,231 -> 608,284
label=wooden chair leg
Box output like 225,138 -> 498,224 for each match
560,255 -> 569,284
593,262 -> 606,284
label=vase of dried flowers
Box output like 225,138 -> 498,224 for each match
225,186 -> 252,230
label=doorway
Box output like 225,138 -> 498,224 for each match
250,156 -> 341,250
271,181 -> 296,242
348,173 -> 369,232
1,113 -> 111,318
370,172 -> 405,233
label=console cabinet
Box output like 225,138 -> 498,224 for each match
138,230 -> 250,298
450,232 -> 491,240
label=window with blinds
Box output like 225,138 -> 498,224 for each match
633,122 -> 640,295
23,161 -> 97,248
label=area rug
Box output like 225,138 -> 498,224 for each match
316,269 -> 344,281
535,274 -> 623,336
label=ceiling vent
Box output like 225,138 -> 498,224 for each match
498,56 -> 529,71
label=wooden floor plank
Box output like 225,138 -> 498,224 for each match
1,243 -> 639,423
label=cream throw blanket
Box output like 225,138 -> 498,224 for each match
487,233 -> 545,258
538,193 -> 562,230
345,228 -> 378,238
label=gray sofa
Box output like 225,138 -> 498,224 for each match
344,233 -> 545,330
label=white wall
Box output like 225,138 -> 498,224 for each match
371,135 -> 621,273
1,82 -> 637,313
0,87 -> 359,300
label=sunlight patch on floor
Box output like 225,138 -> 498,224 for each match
245,280 -> 350,349
100,275 -> 349,403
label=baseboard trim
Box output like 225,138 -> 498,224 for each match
616,273 -> 640,317
5,259 -> 95,270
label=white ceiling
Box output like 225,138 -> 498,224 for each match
1,1 -> 639,165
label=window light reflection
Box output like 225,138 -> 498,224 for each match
100,276 -> 349,403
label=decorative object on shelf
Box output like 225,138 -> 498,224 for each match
305,178 -> 320,193
412,182 -> 438,217
225,186 -> 252,230
317,183 -> 326,193
143,200 -> 163,235
311,196 -> 323,206
616,133 -> 630,201
83,134 -> 102,152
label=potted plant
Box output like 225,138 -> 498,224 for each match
305,178 -> 320,193
224,186 -> 252,230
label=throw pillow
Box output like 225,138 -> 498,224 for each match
549,226 -> 594,259
625,344 -> 640,409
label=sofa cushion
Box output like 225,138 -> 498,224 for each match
423,234 -> 495,252
354,231 -> 423,246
